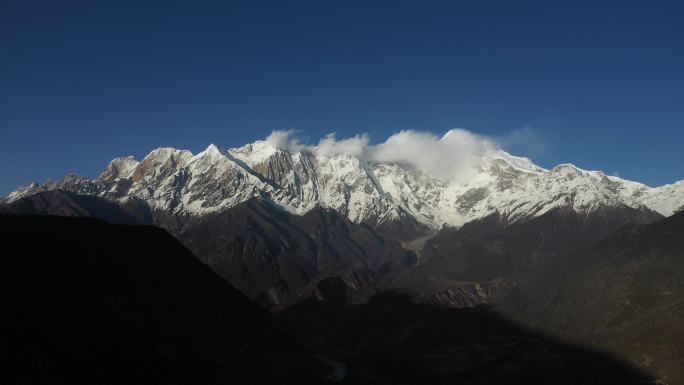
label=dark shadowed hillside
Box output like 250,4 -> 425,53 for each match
0,215 -> 327,385
389,206 -> 661,307
179,198 -> 416,309
504,211 -> 684,383
279,293 -> 652,385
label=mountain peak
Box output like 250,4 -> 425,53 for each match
229,140 -> 280,167
205,143 -> 221,153
197,143 -> 224,160
491,150 -> 546,174
142,147 -> 193,164
4,139 -> 684,230
99,156 -> 139,181
551,163 -> 587,176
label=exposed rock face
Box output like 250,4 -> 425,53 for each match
415,279 -> 517,308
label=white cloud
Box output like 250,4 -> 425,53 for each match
264,129 -> 305,153
315,133 -> 370,158
263,127 -> 539,182
371,129 -> 499,181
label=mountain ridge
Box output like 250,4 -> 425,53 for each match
5,137 -> 682,236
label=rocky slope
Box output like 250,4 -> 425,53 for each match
386,205 -> 662,308
178,198 -> 416,309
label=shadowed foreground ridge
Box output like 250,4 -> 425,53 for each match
279,293 -> 653,384
0,215 -> 326,385
0,214 -> 658,384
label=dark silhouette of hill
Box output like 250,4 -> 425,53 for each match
0,215 -> 327,385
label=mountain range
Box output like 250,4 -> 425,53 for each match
5,131 -> 684,236
4,133 -> 682,309
3,133 -> 684,383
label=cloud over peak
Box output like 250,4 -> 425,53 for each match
263,128 -> 542,182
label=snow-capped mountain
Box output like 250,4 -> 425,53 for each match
5,132 -> 683,232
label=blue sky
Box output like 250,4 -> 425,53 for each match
2,0 -> 683,195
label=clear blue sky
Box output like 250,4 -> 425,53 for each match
2,0 -> 683,195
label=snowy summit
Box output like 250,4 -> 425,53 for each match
5,130 -> 684,230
